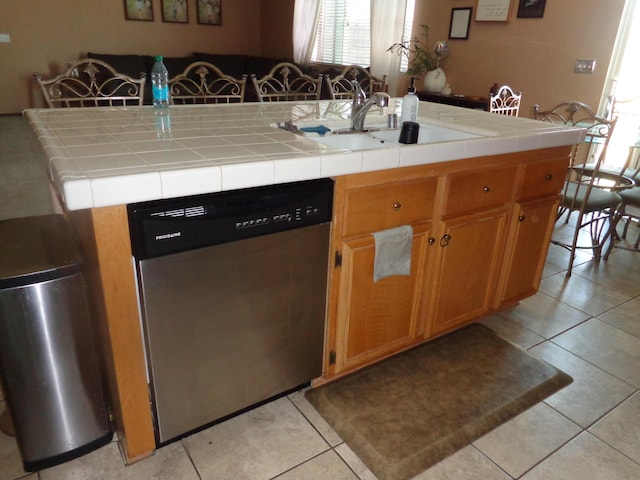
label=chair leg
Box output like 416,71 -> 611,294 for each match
565,211 -> 584,277
603,207 -> 622,260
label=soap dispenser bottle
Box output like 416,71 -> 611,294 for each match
400,77 -> 419,125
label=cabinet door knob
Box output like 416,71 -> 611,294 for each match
482,186 -> 491,193
428,237 -> 436,245
518,215 -> 526,222
545,174 -> 553,181
440,234 -> 451,247
392,201 -> 402,210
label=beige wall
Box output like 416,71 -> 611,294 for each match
0,0 -> 262,113
412,0 -> 625,117
0,0 -> 626,116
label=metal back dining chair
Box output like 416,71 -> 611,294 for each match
534,102 -> 631,274
489,85 -> 522,116
250,62 -> 322,102
34,58 -> 146,107
324,65 -> 387,100
169,61 -> 247,104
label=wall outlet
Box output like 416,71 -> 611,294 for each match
0,34 -> 10,43
575,59 -> 596,74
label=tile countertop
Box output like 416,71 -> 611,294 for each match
24,100 -> 585,211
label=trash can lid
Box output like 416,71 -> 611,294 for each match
0,214 -> 84,289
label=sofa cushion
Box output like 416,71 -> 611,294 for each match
245,56 -> 292,79
86,52 -> 150,80
159,55 -> 198,78
193,53 -> 248,79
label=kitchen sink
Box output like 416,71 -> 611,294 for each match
370,123 -> 482,144
274,120 -> 488,152
310,132 -> 393,150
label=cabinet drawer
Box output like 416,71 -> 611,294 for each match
519,157 -> 568,201
342,177 -> 437,237
443,165 -> 518,217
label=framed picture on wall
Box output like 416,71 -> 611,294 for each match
475,0 -> 512,22
449,8 -> 473,39
517,0 -> 547,18
197,0 -> 222,25
124,0 -> 154,21
162,0 -> 188,23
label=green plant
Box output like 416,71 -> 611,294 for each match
387,24 -> 449,75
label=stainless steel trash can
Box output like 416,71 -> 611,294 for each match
0,215 -> 112,471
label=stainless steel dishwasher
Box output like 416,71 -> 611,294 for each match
127,178 -> 333,445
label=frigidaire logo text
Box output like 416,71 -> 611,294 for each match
155,232 -> 182,240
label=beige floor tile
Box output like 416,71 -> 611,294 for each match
39,440 -> 198,480
530,341 -> 635,427
542,256 -> 566,278
520,431 -> 640,480
499,292 -> 590,339
182,397 -> 329,480
473,402 -> 581,478
605,245 -> 640,272
334,443 -> 377,480
589,392 -> 640,464
572,260 -> 640,298
539,271 -> 631,316
552,318 -> 640,387
598,296 -> 640,339
412,445 -> 510,480
288,389 -> 343,447
478,314 -> 545,349
543,242 -> 591,273
274,450 -> 358,480
0,414 -> 26,480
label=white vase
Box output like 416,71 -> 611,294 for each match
424,68 -> 447,93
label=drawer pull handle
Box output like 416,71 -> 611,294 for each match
519,215 -> 526,222
392,201 -> 402,210
482,186 -> 491,193
545,174 -> 553,181
428,237 -> 436,245
440,234 -> 451,247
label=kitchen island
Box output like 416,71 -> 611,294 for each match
24,100 -> 583,463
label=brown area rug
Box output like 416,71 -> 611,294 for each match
305,323 -> 572,480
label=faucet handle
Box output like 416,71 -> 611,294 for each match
375,92 -> 390,108
351,80 -> 366,105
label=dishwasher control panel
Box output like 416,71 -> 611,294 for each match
128,178 -> 334,259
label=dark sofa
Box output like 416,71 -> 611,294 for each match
85,52 -> 340,103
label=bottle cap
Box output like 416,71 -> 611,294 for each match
408,77 -> 417,93
155,55 -> 163,62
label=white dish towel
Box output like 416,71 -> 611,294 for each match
372,225 -> 413,282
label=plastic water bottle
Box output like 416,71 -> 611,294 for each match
400,77 -> 419,125
151,56 -> 170,109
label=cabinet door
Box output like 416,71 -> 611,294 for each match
332,226 -> 430,375
495,197 -> 559,307
428,208 -> 509,336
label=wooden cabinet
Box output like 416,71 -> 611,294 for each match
323,147 -> 572,382
494,153 -> 567,307
494,197 -> 559,307
426,207 -> 509,336
326,169 -> 438,377
425,164 -> 517,336
333,224 -> 431,374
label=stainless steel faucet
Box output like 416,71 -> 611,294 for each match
350,80 -> 390,131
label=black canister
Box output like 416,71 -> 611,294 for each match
399,121 -> 420,144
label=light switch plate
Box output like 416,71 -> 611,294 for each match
0,34 -> 10,43
575,59 -> 596,73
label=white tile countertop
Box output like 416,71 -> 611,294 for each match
24,100 -> 585,211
